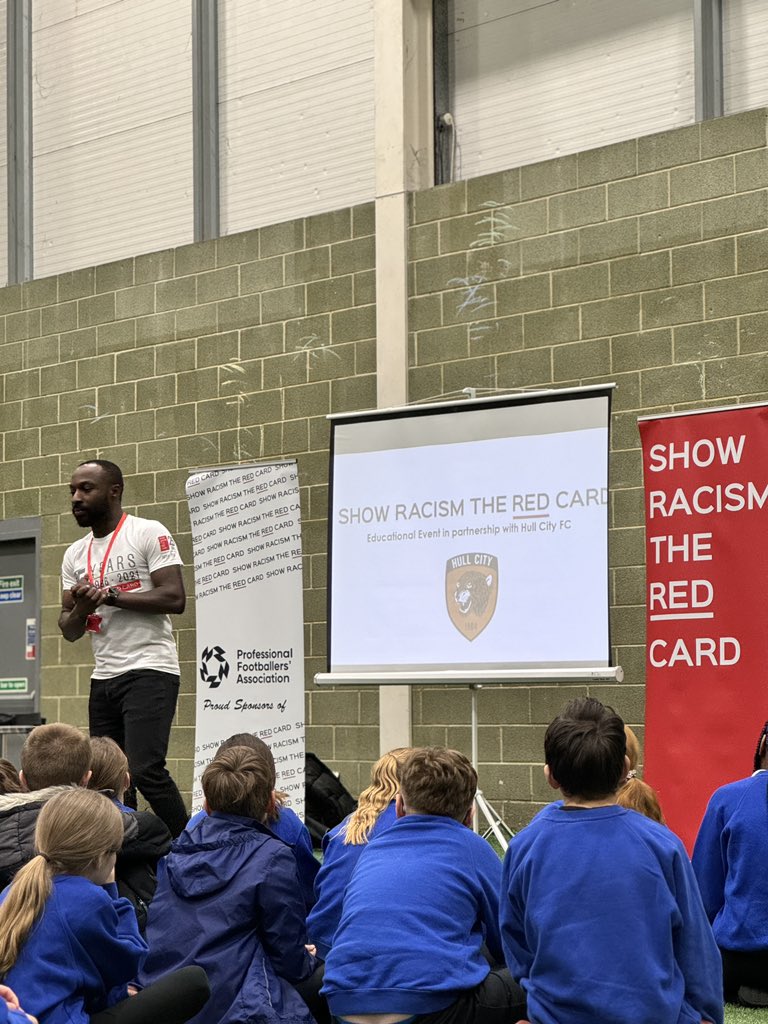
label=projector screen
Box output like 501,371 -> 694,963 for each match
327,386 -> 613,679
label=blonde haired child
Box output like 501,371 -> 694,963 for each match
615,725 -> 665,824
308,748 -> 411,958
0,788 -> 208,1024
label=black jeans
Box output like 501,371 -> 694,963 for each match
90,966 -> 210,1024
721,946 -> 768,1002
334,967 -> 527,1024
89,668 -> 188,837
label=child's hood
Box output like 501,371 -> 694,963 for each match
165,815 -> 275,898
0,784 -> 76,813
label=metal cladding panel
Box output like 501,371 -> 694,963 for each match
724,0 -> 768,115
32,0 -> 193,278
448,0 -> 695,180
219,0 -> 375,235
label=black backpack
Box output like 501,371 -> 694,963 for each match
305,752 -> 357,848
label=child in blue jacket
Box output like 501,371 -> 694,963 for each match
692,718 -> 768,1007
307,747 -> 409,958
187,731 -> 318,911
501,697 -> 723,1024
0,788 -> 208,1024
140,744 -> 319,1024
322,746 -> 526,1023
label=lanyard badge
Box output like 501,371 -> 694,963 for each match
84,513 -> 127,634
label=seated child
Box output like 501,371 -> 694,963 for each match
139,745 -> 318,1024
615,724 -> 665,823
692,718 -> 768,1007
188,731 -> 318,911
322,746 -> 527,1024
500,697 -> 723,1024
308,747 -> 409,959
0,723 -> 91,888
87,736 -> 171,930
0,787 -> 209,1024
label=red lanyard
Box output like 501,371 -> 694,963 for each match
86,513 -> 127,587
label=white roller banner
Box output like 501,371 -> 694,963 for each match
186,461 -> 305,816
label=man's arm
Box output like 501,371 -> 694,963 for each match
59,584 -> 106,642
108,565 -> 186,615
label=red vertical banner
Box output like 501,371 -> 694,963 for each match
640,405 -> 768,851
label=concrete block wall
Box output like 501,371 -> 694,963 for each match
407,107 -> 768,827
0,107 -> 766,824
0,202 -> 377,800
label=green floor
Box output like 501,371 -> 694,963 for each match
726,1008 -> 768,1023
726,1009 -> 768,1023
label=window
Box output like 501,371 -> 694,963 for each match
33,0 -> 193,277
447,0 -> 695,180
219,0 -> 375,235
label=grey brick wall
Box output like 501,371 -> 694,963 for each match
0,107 -> 766,825
407,107 -> 768,827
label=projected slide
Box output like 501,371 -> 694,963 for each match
328,391 -> 611,674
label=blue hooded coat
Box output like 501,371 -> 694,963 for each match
138,811 -> 315,1024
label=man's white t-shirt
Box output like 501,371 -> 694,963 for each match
61,515 -> 183,679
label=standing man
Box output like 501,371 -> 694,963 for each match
59,460 -> 188,836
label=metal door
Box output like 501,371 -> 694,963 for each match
0,518 -> 41,718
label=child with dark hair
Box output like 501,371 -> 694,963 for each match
188,731 -> 318,910
322,746 -> 526,1024
692,718 -> 768,1007
87,736 -> 171,930
139,745 -> 320,1024
308,747 -> 410,958
501,697 -> 723,1024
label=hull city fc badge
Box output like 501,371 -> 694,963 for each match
445,553 -> 499,641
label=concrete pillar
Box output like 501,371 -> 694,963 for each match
374,0 -> 434,753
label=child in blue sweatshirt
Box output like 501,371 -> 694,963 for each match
692,718 -> 768,1007
308,747 -> 409,959
187,732 -> 318,912
139,744 -> 320,1024
500,697 -> 723,1024
322,746 -> 527,1024
0,788 -> 208,1024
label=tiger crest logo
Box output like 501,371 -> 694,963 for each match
445,553 -> 499,641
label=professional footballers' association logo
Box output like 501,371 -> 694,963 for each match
200,645 -> 230,688
445,554 -> 499,641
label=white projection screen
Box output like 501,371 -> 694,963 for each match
326,386 -> 614,682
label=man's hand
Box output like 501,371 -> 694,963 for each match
70,582 -> 108,614
59,584 -> 107,642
